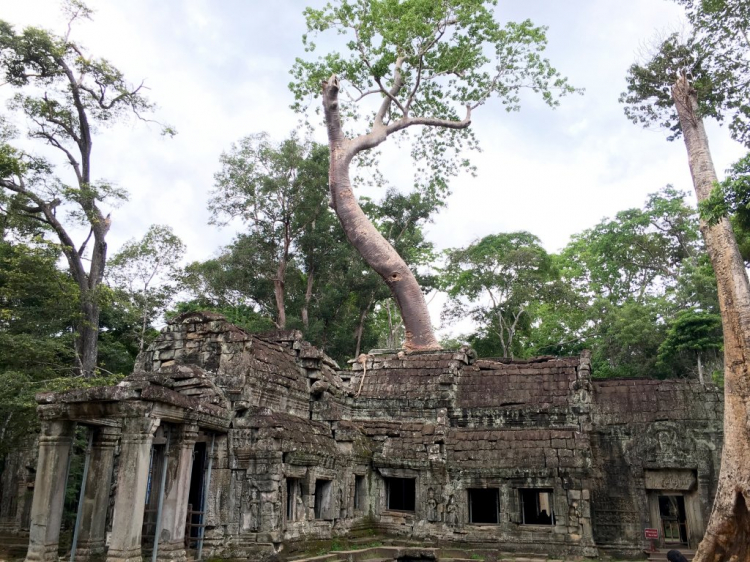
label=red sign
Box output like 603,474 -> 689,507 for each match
645,528 -> 660,539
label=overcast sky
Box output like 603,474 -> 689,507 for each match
3,0 -> 748,335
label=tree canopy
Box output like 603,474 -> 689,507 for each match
289,0 -> 578,350
0,5 -> 170,376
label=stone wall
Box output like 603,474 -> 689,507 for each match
0,312 -> 724,560
589,379 -> 723,554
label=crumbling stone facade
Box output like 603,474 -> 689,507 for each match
1,311 -> 723,560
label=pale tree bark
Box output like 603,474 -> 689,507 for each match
273,258 -> 287,329
272,221 -> 292,329
322,75 -> 470,351
301,267 -> 314,330
673,74 -> 750,561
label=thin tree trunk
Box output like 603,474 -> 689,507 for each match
354,295 -> 375,359
139,306 -> 149,353
673,74 -> 750,561
274,258 -> 287,329
302,268 -> 314,330
322,76 -> 440,352
697,353 -> 705,385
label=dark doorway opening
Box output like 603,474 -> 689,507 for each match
659,495 -> 688,545
186,442 -> 207,547
314,479 -> 333,520
386,477 -> 415,512
468,488 -> 499,524
286,478 -> 302,522
354,475 -> 366,511
520,488 -> 554,525
142,442 -> 166,549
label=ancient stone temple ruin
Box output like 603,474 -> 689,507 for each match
0,311 -> 724,560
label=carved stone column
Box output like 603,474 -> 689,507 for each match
25,420 -> 75,562
75,426 -> 121,562
156,424 -> 198,562
106,417 -> 160,562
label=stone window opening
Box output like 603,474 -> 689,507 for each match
468,488 -> 499,524
519,488 -> 555,525
385,477 -> 415,512
314,479 -> 333,520
286,478 -> 303,521
354,475 -> 366,511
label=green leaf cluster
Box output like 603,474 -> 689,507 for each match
440,188 -> 721,379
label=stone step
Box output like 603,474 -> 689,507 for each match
287,545 -> 551,562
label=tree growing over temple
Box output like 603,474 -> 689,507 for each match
0,3 -> 170,377
290,0 -> 577,351
621,0 -> 750,557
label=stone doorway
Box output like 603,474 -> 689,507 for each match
186,442 -> 207,547
142,436 -> 168,552
644,469 -> 704,548
658,495 -> 688,545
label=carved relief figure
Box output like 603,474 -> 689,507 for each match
445,494 -> 457,526
426,487 -> 439,522
248,486 -> 260,531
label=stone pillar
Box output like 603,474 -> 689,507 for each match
25,420 -> 75,562
106,417 -> 160,562
75,426 -> 121,562
156,424 -> 198,562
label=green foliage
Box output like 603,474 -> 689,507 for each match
443,188 -> 721,379
168,301 -> 276,335
676,0 -> 750,146
699,152 -> 750,263
183,130 -> 440,363
558,188 -> 718,378
657,310 -> 722,377
207,132 -> 329,328
0,5 -> 171,378
621,1 -> 750,147
441,231 -> 561,359
106,224 -> 185,351
290,0 -> 578,196
0,238 -> 128,454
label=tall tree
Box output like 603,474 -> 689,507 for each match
0,5 -> 169,377
180,185 -> 439,364
441,231 -> 558,359
106,225 -> 185,352
622,3 -> 750,555
290,0 -> 577,350
657,310 -> 723,384
543,188 -> 716,378
209,133 -> 329,329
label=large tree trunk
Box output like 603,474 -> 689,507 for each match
322,76 -> 440,351
673,74 -> 750,561
76,290 -> 100,378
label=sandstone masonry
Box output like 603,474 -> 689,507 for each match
0,311 -> 723,560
